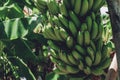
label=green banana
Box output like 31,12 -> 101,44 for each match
54,27 -> 64,41
78,61 -> 84,70
93,51 -> 101,65
59,52 -> 72,65
92,0 -> 103,11
91,12 -> 96,20
84,31 -> 90,45
49,48 -> 58,58
52,16 -> 63,27
74,0 -> 82,14
69,21 -> 77,37
91,68 -> 104,76
47,0 -> 59,15
101,45 -> 109,61
88,0 -> 93,10
83,67 -> 91,75
85,56 -> 92,67
91,21 -> 98,40
67,54 -> 79,65
79,0 -> 88,16
75,45 -> 86,55
66,36 -> 74,48
72,50 -> 83,60
69,11 -> 81,27
45,25 -> 58,40
98,58 -> 111,70
59,1 -> 68,17
57,62 -> 69,73
96,23 -> 103,39
53,68 -> 68,75
47,40 -> 60,51
59,28 -> 69,40
80,23 -> 88,31
43,29 -> 52,39
87,47 -> 94,61
90,40 -> 96,52
58,14 -> 69,29
77,31 -> 84,46
66,65 -> 80,74
96,38 -> 103,51
50,56 -> 59,64
86,16 -> 92,32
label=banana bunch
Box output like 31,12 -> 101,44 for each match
35,0 -> 112,79
34,0 -> 105,16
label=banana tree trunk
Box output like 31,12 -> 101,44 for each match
106,0 -> 120,79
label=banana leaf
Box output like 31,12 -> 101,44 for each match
9,57 -> 36,80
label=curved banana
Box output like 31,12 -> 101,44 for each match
87,47 -> 95,61
90,40 -> 96,52
83,67 -> 91,75
66,36 -> 74,48
67,53 -> 79,65
69,21 -> 77,37
78,61 -> 84,70
59,1 -> 68,17
93,51 -> 101,65
72,50 -> 83,60
91,21 -> 98,40
91,12 -> 96,20
45,25 -> 58,40
85,56 -> 92,67
92,0 -> 102,11
49,48 -> 58,58
91,68 -> 104,76
66,65 -> 80,74
96,38 -> 103,51
86,16 -> 92,32
84,31 -> 90,45
59,28 -> 69,40
74,0 -> 82,14
69,11 -> 81,28
96,23 -> 103,39
56,62 -> 69,73
52,16 -> 63,27
75,45 -> 86,55
79,0 -> 88,16
53,67 -> 68,75
98,57 -> 111,70
80,23 -> 88,31
77,31 -> 84,46
59,52 -> 72,65
54,27 -> 64,41
88,0 -> 93,10
58,14 -> 69,29
47,40 -> 60,51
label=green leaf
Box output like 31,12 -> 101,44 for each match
10,57 -> 36,80
0,15 -> 42,40
12,38 -> 37,62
